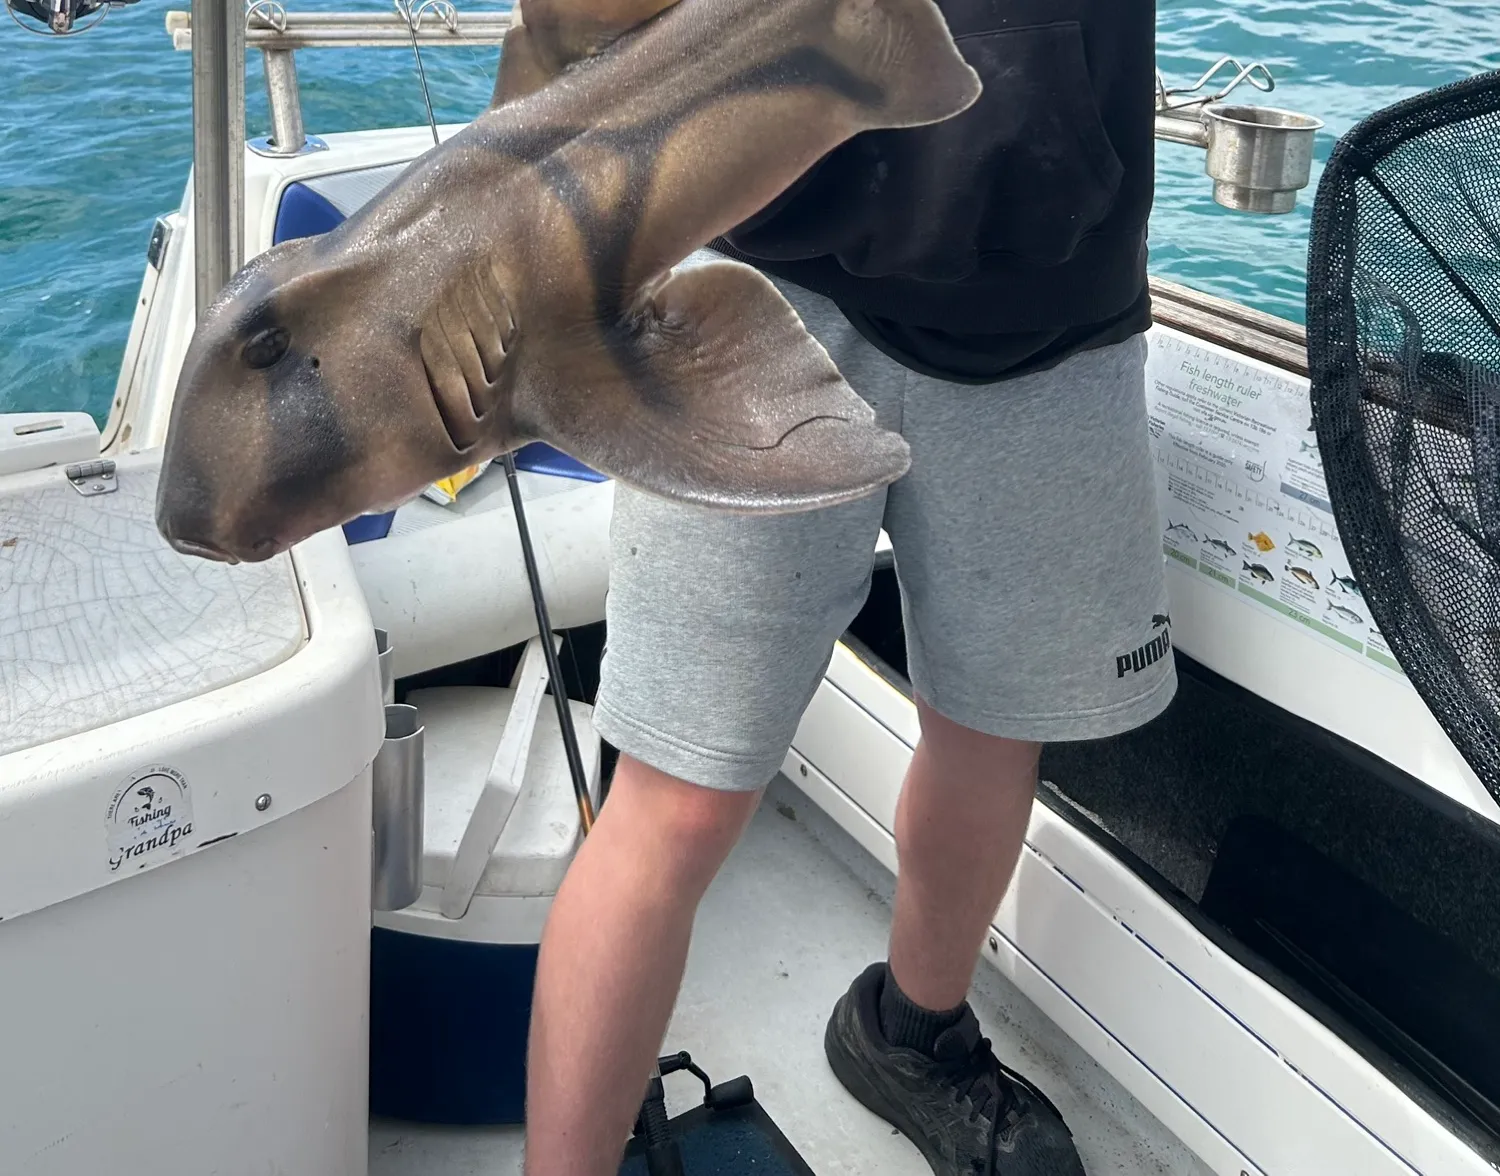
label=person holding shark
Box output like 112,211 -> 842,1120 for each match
151,0 -> 1168,1167
515,0 -> 1171,1174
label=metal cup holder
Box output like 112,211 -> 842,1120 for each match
372,702 -> 424,912
1155,58 -> 1325,214
1203,103 -> 1325,214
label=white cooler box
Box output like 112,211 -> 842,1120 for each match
369,634 -> 601,1125
0,448 -> 385,1176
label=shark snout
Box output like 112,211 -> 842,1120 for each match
165,536 -> 240,564
156,482 -> 283,565
158,519 -> 282,565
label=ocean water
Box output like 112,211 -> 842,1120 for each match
0,0 -> 1495,424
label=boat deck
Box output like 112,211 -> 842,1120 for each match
370,775 -> 1214,1176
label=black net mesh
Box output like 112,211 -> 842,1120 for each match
1307,68 -> 1500,802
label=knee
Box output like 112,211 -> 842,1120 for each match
917,695 -> 1040,762
600,754 -> 764,893
906,693 -> 1050,816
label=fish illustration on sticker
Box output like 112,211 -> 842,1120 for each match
1205,537 -> 1235,557
1328,568 -> 1362,598
1247,531 -> 1275,553
1242,561 -> 1275,585
1284,563 -> 1319,589
1287,535 -> 1323,560
1166,520 -> 1198,543
1324,603 -> 1365,626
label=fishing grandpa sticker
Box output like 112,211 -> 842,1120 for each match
106,765 -> 195,873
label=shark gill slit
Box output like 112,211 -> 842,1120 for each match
420,338 -> 479,452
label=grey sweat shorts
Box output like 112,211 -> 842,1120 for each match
592,249 -> 1176,792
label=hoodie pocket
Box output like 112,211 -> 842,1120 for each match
964,21 -> 1125,265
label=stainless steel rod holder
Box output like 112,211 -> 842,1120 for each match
260,47 -> 305,153
372,702 -> 424,912
374,626 -> 394,705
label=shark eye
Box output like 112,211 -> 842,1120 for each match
242,326 -> 290,369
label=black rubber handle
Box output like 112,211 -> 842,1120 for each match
706,1075 -> 755,1110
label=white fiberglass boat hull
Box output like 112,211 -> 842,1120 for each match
85,126 -> 1500,1176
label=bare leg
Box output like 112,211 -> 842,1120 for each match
823,695 -> 1083,1174
524,753 -> 762,1176
886,694 -> 1041,1012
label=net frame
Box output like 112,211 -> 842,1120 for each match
1307,68 -> 1500,802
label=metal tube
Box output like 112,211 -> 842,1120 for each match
228,6 -> 245,276
1155,107 -> 1211,149
167,9 -> 514,51
375,627 -> 395,705
190,0 -> 231,318
189,0 -> 244,318
371,703 -> 425,912
263,48 -> 306,153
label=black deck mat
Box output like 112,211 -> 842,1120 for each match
1202,813 -> 1500,1136
1039,661 -> 1500,979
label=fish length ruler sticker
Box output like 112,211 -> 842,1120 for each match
1143,328 -> 1405,680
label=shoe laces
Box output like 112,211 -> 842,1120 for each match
933,1031 -> 1071,1176
934,1031 -> 1011,1126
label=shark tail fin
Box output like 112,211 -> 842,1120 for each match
510,259 -> 910,513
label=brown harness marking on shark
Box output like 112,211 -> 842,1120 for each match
155,0 -> 981,563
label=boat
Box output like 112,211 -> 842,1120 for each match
3,3 -> 1499,1173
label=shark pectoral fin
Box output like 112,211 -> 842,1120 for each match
491,0 -> 684,105
515,259 -> 911,513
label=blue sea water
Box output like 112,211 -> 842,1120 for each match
0,0 -> 1495,423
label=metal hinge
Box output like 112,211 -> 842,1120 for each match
147,216 -> 172,271
66,458 -> 117,496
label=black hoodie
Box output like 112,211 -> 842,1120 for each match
712,0 -> 1157,383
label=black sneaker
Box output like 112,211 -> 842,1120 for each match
824,962 -> 1086,1176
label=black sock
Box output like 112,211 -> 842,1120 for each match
878,964 -> 966,1055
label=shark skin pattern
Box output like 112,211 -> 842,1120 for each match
154,0 -> 981,564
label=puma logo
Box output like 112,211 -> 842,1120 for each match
1116,615 -> 1172,678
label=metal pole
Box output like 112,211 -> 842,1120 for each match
191,0 -> 244,319
1155,107 -> 1211,149
263,48 -> 307,153
228,5 -> 245,275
